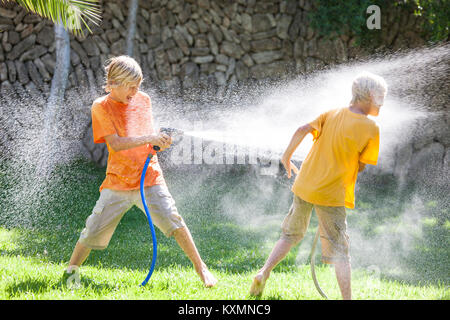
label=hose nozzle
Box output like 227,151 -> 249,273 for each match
160,127 -> 184,137
152,127 -> 184,152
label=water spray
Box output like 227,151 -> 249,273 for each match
139,127 -> 184,287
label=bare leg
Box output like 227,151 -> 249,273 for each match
334,260 -> 352,300
250,239 -> 295,296
173,226 -> 217,287
68,241 -> 91,269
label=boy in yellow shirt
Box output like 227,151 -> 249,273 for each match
250,72 -> 387,300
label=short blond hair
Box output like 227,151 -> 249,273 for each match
104,55 -> 143,92
351,72 -> 387,104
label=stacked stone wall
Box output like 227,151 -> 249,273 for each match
0,1 -> 447,190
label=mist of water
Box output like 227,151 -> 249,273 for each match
158,45 -> 448,169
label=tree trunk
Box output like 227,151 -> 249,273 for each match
48,23 -> 70,107
126,0 -> 139,56
39,22 -> 70,175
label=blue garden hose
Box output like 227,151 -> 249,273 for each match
139,128 -> 183,286
139,146 -> 160,287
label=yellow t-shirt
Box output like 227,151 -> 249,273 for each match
292,107 -> 380,209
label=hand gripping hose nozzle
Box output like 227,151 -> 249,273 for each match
152,127 -> 184,151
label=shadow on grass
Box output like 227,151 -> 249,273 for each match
351,175 -> 449,286
5,276 -> 118,298
70,275 -> 118,292
5,279 -> 51,298
385,218 -> 449,286
260,294 -> 285,300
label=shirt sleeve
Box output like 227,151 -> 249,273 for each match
308,110 -> 329,141
359,125 -> 380,165
91,104 -> 116,144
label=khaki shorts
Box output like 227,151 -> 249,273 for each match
281,195 -> 350,264
78,184 -> 186,250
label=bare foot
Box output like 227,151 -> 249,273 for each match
196,264 -> 217,288
250,271 -> 268,296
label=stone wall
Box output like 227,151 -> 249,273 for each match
1,0 -> 430,92
0,0 -> 448,190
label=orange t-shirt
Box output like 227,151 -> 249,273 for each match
91,91 -> 165,192
292,108 -> 379,209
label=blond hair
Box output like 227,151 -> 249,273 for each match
104,55 -> 143,92
351,72 -> 388,104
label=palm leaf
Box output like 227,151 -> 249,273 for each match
2,0 -> 102,35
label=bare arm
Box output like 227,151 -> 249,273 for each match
281,124 -> 314,178
104,132 -> 171,152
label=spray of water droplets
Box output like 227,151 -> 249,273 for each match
0,44 -> 448,282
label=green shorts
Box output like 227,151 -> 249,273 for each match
281,195 -> 350,264
78,185 -> 186,250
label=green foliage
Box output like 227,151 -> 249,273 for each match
2,0 -> 101,35
308,0 -> 449,47
412,0 -> 450,42
308,0 -> 374,39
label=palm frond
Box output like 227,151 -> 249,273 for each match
2,0 -> 102,35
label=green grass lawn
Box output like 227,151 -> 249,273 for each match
0,159 -> 448,300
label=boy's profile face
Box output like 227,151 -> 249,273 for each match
109,81 -> 141,104
368,92 -> 385,116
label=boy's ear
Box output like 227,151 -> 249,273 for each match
105,81 -> 118,92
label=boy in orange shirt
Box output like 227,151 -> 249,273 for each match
250,72 -> 387,299
63,56 -> 217,287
